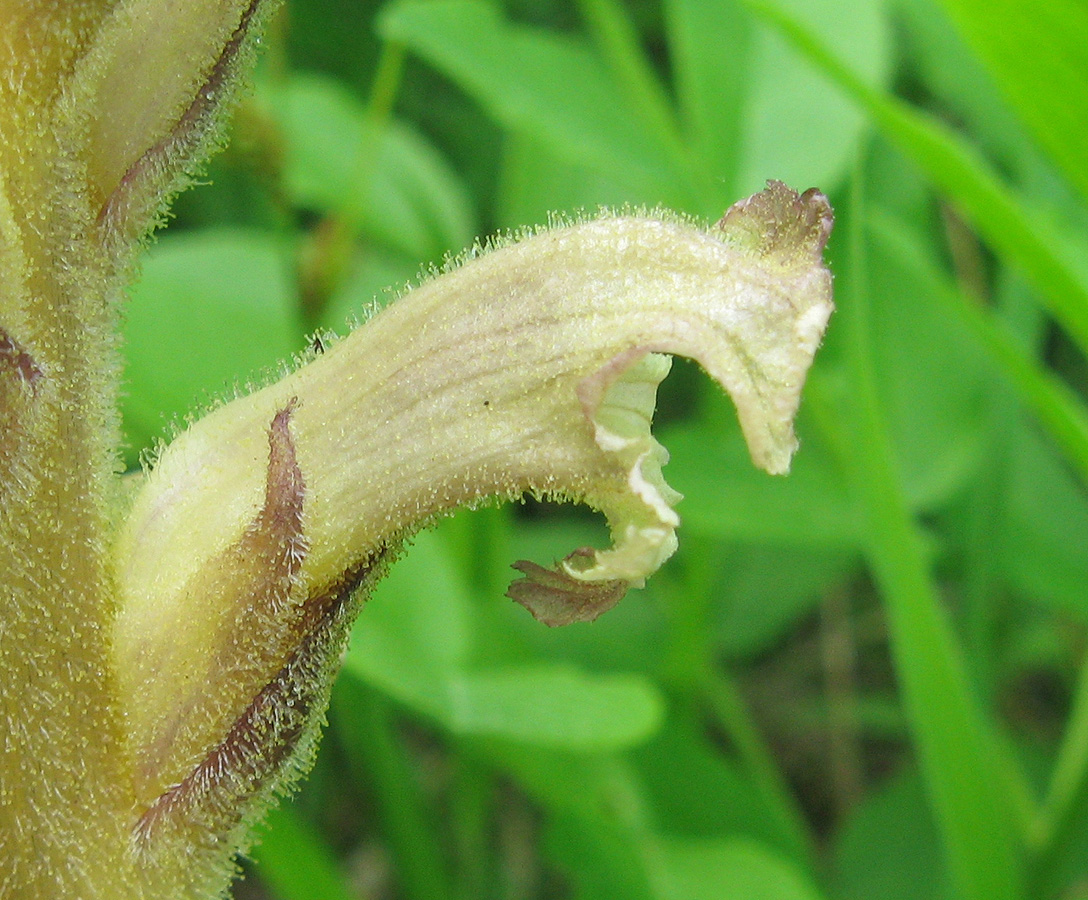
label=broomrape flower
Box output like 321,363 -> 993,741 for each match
0,2 -> 833,898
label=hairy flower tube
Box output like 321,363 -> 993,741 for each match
0,2 -> 834,898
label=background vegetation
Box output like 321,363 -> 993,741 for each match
121,0 -> 1088,897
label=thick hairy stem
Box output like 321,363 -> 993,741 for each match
0,1 -> 279,897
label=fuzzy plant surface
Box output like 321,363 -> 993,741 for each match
0,2 -> 833,898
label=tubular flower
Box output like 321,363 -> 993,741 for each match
110,184 -> 833,893
0,1 -> 833,897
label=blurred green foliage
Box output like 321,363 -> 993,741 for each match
122,1 -> 1088,898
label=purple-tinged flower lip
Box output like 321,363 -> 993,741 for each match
718,181 -> 834,263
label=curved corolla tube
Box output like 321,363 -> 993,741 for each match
111,181 -> 834,879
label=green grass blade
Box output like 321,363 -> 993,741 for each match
379,0 -> 693,206
574,0 -> 690,172
805,173 -> 1025,900
663,0 -> 750,193
745,0 -> 1088,360
659,837 -> 827,900
665,0 -> 891,213
705,671 -> 815,871
333,677 -> 454,900
870,212 -> 1088,487
1032,656 -> 1088,897
937,0 -> 1088,206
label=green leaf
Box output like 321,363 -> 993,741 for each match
379,0 -> 688,205
667,0 -> 895,205
495,134 -> 640,228
576,0 -> 689,175
999,426 -> 1088,619
664,0 -> 751,196
868,210 -> 1088,491
663,416 -> 861,548
803,176 -> 1026,900
317,245 -> 420,334
658,837 -> 826,900
633,715 -> 795,848
895,0 -> 1037,174
266,71 -> 475,260
344,531 -> 663,751
729,0 -> 891,198
936,0 -> 1088,205
715,545 -> 856,659
345,529 -> 474,715
123,229 -> 303,453
1033,661 -> 1088,898
832,769 -> 950,900
484,742 -> 632,818
864,206 -> 990,510
331,676 -> 454,900
546,809 -> 659,900
251,804 -> 357,900
489,0 -> 891,222
444,666 -> 663,750
486,749 -> 663,898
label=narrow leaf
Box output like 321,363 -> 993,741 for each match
747,0 -> 1088,359
806,176 -> 1025,900
937,0 -> 1088,205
